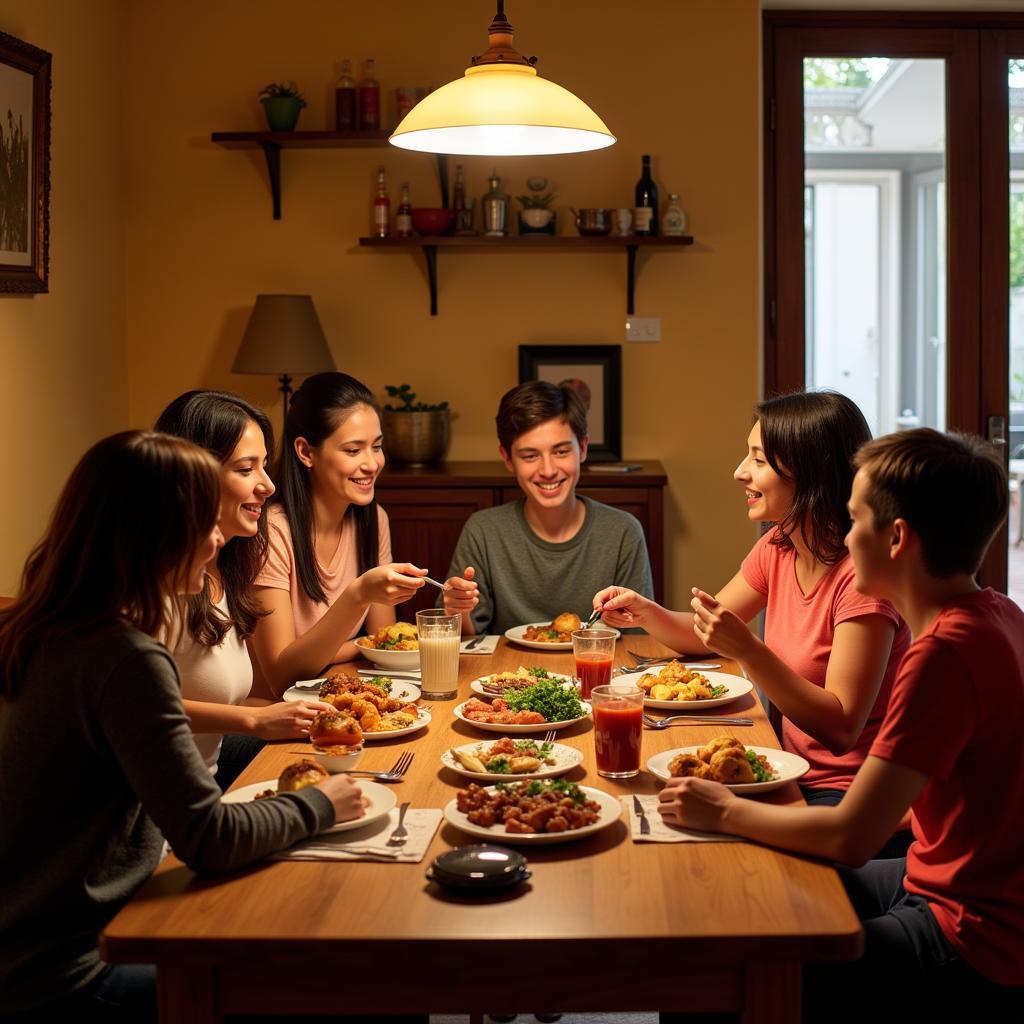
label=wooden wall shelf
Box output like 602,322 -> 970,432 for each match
358,234 -> 694,315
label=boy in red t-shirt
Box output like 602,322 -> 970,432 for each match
659,428 -> 1024,1018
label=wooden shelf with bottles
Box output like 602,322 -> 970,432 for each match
210,130 -> 451,220
357,234 -> 694,315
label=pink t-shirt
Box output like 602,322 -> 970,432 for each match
870,589 -> 1024,985
741,530 -> 910,790
256,504 -> 392,643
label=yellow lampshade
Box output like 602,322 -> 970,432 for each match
389,3 -> 615,157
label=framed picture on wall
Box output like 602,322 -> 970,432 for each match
0,30 -> 51,294
518,344 -> 622,461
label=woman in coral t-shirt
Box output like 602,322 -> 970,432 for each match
595,391 -> 910,811
250,373 -> 427,697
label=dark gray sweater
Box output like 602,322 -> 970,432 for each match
0,623 -> 333,1012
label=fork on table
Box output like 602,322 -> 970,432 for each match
626,650 -> 721,670
386,802 -> 411,846
642,713 -> 753,729
291,750 -> 415,781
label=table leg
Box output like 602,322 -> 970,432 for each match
157,965 -> 220,1024
742,963 -> 800,1024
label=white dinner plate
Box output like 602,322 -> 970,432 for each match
469,671 -> 574,700
360,706 -> 431,741
646,745 -> 809,795
441,740 -> 584,782
224,779 -> 396,833
443,784 -> 621,845
453,700 -> 591,734
504,623 -> 621,651
615,670 -> 753,711
283,678 -> 422,704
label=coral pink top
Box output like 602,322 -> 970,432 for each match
252,505 -> 392,690
741,530 -> 910,790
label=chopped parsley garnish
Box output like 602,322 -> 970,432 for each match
528,667 -> 552,680
483,756 -> 512,774
709,685 -> 728,698
505,678 -> 584,722
745,749 -> 776,783
362,676 -> 393,693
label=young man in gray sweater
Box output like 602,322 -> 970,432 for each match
442,380 -> 653,636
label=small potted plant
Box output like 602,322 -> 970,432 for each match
382,384 -> 451,466
517,176 -> 557,234
259,81 -> 307,132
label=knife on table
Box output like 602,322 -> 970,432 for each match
464,633 -> 489,650
632,795 -> 651,836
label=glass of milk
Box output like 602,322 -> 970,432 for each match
415,609 -> 461,699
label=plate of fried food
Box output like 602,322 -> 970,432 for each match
469,665 -> 575,700
300,674 -> 431,742
455,677 -> 591,733
646,736 -> 809,795
617,663 -> 753,711
443,778 -> 621,844
442,737 -> 584,782
283,673 -> 421,705
355,621 -> 420,670
223,761 -> 396,832
505,613 -> 621,651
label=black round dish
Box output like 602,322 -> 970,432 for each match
426,844 -> 531,892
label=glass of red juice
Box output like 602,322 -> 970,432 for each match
572,627 -> 617,699
591,684 -> 644,778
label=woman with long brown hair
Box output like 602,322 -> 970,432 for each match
251,372 -> 427,696
0,431 -> 363,1022
155,391 -> 331,787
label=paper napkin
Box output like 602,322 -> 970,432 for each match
274,807 -> 442,863
460,635 -> 499,655
621,795 -> 742,844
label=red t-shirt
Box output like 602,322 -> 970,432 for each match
741,531 -> 910,790
870,588 -> 1024,985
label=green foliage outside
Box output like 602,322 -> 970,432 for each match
803,58 -> 874,89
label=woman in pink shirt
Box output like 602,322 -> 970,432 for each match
595,391 -> 911,820
251,373 -> 427,697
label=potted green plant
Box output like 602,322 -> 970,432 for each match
382,384 -> 451,466
259,81 -> 307,132
517,177 -> 557,233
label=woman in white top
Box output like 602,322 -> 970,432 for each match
155,391 -> 331,786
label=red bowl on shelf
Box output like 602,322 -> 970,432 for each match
411,207 -> 454,236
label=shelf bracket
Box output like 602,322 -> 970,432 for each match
626,244 -> 639,315
258,141 -> 283,220
423,245 -> 439,315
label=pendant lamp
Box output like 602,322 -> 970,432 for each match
389,1 -> 615,157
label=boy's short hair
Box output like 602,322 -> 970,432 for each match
496,380 -> 588,452
854,428 -> 1008,577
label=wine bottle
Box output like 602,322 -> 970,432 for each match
396,182 -> 412,239
335,59 -> 356,131
359,59 -> 380,131
634,154 -> 659,237
373,166 -> 390,238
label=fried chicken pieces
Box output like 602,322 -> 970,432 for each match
668,736 -> 757,784
314,673 -> 419,734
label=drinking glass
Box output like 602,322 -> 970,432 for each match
415,609 -> 461,699
591,683 -> 644,779
572,627 -> 616,699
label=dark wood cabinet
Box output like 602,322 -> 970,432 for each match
375,461 -> 667,616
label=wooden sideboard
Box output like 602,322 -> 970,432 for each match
375,460 -> 667,615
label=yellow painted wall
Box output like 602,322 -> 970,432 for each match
0,0 -> 126,594
122,0 -> 762,608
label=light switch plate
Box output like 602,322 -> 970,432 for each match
625,316 -> 661,342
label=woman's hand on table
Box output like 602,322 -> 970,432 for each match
317,774 -> 366,824
250,699 -> 333,740
658,776 -> 736,833
690,588 -> 759,662
443,566 -> 479,616
592,585 -> 655,629
352,563 -> 428,606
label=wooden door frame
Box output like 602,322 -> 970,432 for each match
763,10 -> 1024,592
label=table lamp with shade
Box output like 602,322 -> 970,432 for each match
232,294 -> 336,425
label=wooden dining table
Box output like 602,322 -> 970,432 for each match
101,635 -> 862,1024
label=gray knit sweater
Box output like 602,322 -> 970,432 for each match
0,623 -> 333,1012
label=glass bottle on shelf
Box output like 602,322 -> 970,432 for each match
335,59 -> 356,131
396,183 -> 412,238
481,171 -> 508,237
634,153 -> 659,236
452,163 -> 465,212
359,59 -> 380,131
372,166 -> 390,238
662,193 -> 687,236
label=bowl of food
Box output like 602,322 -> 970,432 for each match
355,621 -> 420,670
411,207 -> 454,236
311,744 -> 364,773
